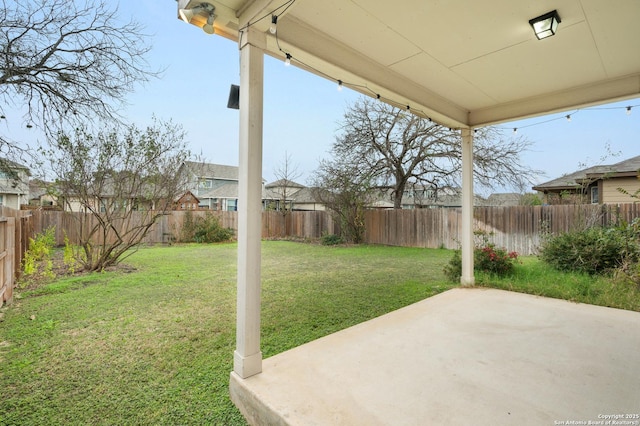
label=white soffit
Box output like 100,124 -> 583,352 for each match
177,0 -> 640,128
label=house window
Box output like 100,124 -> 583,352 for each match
0,195 -> 3,206
199,179 -> 213,189
591,187 -> 599,204
227,199 -> 237,211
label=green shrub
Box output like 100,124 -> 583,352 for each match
62,234 -> 82,274
443,244 -> 519,282
321,233 -> 345,246
475,244 -> 519,275
443,249 -> 462,282
179,212 -> 234,243
22,227 -> 56,278
539,226 -> 639,275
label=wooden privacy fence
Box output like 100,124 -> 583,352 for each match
7,203 -> 636,307
26,210 -> 341,246
24,203 -> 640,256
365,204 -> 640,255
0,217 -> 15,305
6,203 -> 639,306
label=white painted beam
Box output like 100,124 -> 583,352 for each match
469,73 -> 640,127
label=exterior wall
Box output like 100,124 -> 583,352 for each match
602,177 -> 640,203
0,194 -> 26,210
0,168 -> 29,209
292,202 -> 326,211
63,197 -> 98,213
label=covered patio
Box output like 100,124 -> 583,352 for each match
175,0 -> 640,423
229,288 -> 640,425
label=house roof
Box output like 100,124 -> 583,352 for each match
265,179 -> 305,189
585,154 -> 640,178
0,158 -> 29,171
483,193 -> 522,206
533,165 -> 611,191
533,154 -> 640,191
175,190 -> 200,203
199,181 -> 239,199
290,187 -> 321,204
29,180 -> 53,199
183,161 -> 268,183
183,161 -> 239,180
177,0 -> 640,129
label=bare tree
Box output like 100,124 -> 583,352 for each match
45,119 -> 191,272
0,0 -> 157,165
271,152 -> 302,214
332,97 -> 540,208
310,157 -> 375,243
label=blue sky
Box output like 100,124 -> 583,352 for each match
13,1 -> 640,191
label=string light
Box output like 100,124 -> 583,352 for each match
269,15 -> 277,34
337,80 -> 343,91
566,114 -> 572,122
627,106 -> 632,115
513,128 -> 518,134
284,53 -> 291,66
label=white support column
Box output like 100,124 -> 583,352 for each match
234,28 -> 265,379
460,128 -> 475,286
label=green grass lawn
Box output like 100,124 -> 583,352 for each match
1,241 -> 638,425
475,256 -> 640,312
0,242 -> 454,426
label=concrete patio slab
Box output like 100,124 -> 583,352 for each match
230,288 -> 640,426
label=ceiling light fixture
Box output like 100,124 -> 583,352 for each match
529,10 -> 561,40
179,3 -> 216,35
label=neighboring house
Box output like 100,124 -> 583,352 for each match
372,185 -> 493,209
59,175 -> 165,213
179,161 -> 238,211
264,179 -> 306,211
483,193 -> 522,207
533,155 -> 640,205
0,159 -> 30,209
174,190 -> 200,210
289,187 -> 327,211
179,161 -> 266,211
27,179 -> 58,208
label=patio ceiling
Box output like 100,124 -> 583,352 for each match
178,0 -> 640,129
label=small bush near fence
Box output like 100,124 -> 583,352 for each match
21,227 -> 56,280
321,234 -> 345,246
178,211 -> 234,243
